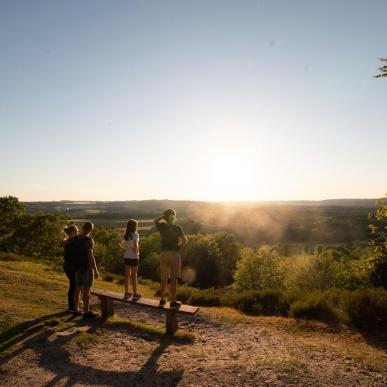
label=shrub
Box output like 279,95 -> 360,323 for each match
103,273 -> 115,282
189,290 -> 221,307
234,247 -> 285,291
231,289 -> 289,316
176,286 -> 194,303
344,289 -> 387,328
289,294 -> 339,323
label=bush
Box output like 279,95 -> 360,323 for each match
289,294 -> 339,323
234,247 -> 285,291
189,290 -> 221,307
344,289 -> 387,328
176,286 -> 194,303
231,289 -> 289,316
103,273 -> 115,282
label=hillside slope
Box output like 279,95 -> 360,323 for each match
1,259 -> 387,386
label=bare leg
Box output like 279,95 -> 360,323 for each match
170,276 -> 177,303
130,266 -> 138,295
74,286 -> 82,312
83,286 -> 91,313
160,276 -> 168,301
124,266 -> 130,296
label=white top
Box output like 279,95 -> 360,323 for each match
123,233 -> 139,259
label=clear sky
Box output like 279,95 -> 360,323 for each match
0,0 -> 386,201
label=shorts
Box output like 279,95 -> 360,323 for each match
160,251 -> 181,281
74,269 -> 94,288
124,258 -> 139,267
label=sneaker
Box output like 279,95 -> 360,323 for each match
170,301 -> 181,309
159,299 -> 166,307
123,293 -> 132,300
132,293 -> 141,300
83,311 -> 98,319
72,311 -> 82,318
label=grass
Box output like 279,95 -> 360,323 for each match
103,316 -> 195,342
0,255 -> 194,360
0,259 -> 69,331
0,253 -> 156,336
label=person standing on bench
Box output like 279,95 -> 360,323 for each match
61,225 -> 79,312
116,219 -> 141,300
73,222 -> 100,318
154,209 -> 188,308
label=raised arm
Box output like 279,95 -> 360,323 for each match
153,215 -> 164,226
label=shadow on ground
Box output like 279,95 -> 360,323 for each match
0,312 -> 189,386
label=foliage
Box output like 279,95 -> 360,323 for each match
231,289 -> 289,316
0,196 -> 26,252
374,58 -> 387,78
0,196 -> 65,257
368,196 -> 387,288
343,289 -> 387,328
289,295 -> 339,323
234,246 -> 285,290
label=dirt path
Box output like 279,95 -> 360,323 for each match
1,301 -> 387,386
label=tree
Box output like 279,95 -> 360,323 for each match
374,58 -> 387,78
368,195 -> 387,288
234,246 -> 284,290
181,234 -> 222,288
212,232 -> 241,286
0,196 -> 26,251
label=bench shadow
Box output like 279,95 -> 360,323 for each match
1,314 -> 186,386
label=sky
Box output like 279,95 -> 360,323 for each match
0,0 -> 386,202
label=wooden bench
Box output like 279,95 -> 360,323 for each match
90,288 -> 199,335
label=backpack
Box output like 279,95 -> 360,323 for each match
64,235 -> 91,273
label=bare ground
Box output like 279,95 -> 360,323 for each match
1,299 -> 387,387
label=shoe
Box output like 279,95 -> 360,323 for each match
123,293 -> 132,300
159,299 -> 166,307
132,293 -> 141,300
170,301 -> 181,309
83,311 -> 98,319
72,311 -> 82,317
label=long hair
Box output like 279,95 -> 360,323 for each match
124,219 -> 138,241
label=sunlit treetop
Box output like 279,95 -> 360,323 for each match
374,58 -> 387,78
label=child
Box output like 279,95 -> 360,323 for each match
117,219 -> 140,300
153,209 -> 187,308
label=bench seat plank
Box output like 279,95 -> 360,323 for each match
90,288 -> 199,315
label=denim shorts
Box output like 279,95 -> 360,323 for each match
74,269 -> 94,288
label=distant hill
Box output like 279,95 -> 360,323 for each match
24,198 -> 379,213
23,198 -> 381,246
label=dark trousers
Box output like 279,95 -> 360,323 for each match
64,268 -> 75,310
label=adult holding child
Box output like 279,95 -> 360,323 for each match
154,209 -> 188,308
117,219 -> 141,300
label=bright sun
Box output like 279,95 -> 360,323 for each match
206,153 -> 256,201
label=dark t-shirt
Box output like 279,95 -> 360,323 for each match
64,236 -> 79,272
65,235 -> 93,273
156,222 -> 184,251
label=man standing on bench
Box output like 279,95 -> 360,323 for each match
73,222 -> 100,318
154,209 -> 188,308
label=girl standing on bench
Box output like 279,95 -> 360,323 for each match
117,219 -> 141,300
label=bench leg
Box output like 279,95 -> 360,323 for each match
100,297 -> 114,319
166,309 -> 178,335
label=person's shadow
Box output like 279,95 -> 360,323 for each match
1,313 -> 185,387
